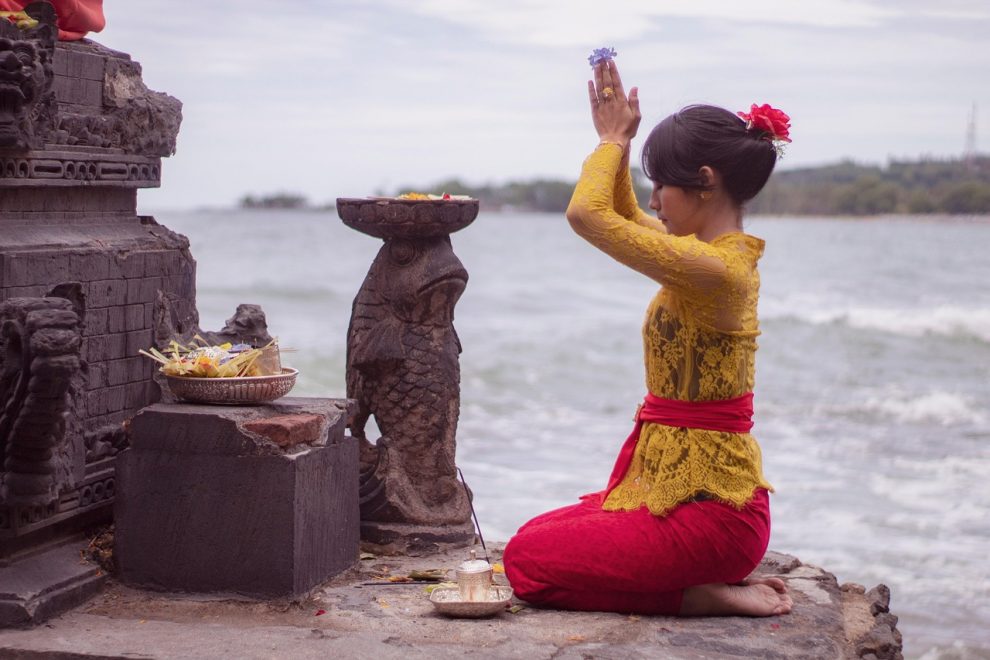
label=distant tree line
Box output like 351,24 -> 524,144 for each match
239,192 -> 309,209
394,156 -> 990,215
240,155 -> 990,216
747,155 -> 990,215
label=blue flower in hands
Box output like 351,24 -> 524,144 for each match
588,47 -> 617,67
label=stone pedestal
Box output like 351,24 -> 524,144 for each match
336,198 -> 479,554
114,397 -> 358,598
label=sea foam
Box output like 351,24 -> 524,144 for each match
859,389 -> 987,426
763,302 -> 990,343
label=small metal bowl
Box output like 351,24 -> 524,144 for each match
164,367 -> 298,405
429,585 -> 513,618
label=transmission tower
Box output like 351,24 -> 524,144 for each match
964,102 -> 977,166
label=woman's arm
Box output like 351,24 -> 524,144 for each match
569,61 -> 728,291
612,146 -> 667,233
566,143 -> 729,293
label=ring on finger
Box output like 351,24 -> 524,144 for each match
602,86 -> 615,99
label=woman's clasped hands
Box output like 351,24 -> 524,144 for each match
588,61 -> 641,149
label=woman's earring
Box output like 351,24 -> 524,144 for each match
699,191 -> 712,201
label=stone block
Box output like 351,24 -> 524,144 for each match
117,252 -> 146,279
125,277 -> 161,305
115,398 -> 359,598
86,386 -> 128,416
83,308 -> 109,336
83,333 -> 127,362
69,252 -> 111,282
4,254 -> 72,287
124,304 -> 145,331
124,381 -> 153,409
52,77 -> 102,107
106,357 -> 146,386
87,279 -> 128,308
86,362 -> 106,391
124,329 -> 152,356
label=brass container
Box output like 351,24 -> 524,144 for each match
455,550 -> 493,602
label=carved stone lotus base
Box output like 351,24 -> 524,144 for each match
359,520 -> 476,557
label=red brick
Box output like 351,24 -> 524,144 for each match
243,414 -> 323,449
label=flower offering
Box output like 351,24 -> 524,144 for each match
587,47 -> 617,67
0,11 -> 39,29
397,192 -> 473,201
140,337 -> 281,378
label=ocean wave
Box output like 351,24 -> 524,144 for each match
859,390 -> 987,426
763,303 -> 990,343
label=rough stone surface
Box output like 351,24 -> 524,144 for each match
0,548 -> 903,659
341,200 -> 478,554
114,398 -> 360,599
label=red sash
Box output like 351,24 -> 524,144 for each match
604,392 -> 754,496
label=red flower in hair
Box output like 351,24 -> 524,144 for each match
737,104 -> 791,143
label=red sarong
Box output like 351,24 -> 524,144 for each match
503,391 -> 766,615
0,0 -> 105,40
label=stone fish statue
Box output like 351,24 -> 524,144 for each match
346,233 -> 474,545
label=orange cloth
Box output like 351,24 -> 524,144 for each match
0,0 -> 105,40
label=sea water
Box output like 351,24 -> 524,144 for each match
156,209 -> 990,658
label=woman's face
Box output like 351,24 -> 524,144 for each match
649,182 -> 705,236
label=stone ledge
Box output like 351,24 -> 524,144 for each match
0,546 -> 903,659
0,540 -> 106,628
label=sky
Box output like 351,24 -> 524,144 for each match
94,0 -> 990,210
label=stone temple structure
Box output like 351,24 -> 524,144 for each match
0,3 -> 195,622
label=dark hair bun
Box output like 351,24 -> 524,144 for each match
641,105 -> 777,205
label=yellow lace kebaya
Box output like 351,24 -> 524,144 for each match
566,142 -> 774,516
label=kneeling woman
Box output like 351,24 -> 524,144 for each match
503,59 -> 793,617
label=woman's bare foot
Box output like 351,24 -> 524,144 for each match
680,577 -> 793,617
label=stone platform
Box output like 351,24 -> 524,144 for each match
115,397 -> 359,599
0,545 -> 902,659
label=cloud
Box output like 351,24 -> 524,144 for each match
95,0 -> 989,208
382,0 -> 896,48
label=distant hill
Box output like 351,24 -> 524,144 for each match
748,156 -> 990,215
240,156 -> 990,216
392,156 -> 990,216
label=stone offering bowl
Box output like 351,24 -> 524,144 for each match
336,197 -> 479,239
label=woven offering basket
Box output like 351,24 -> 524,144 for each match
164,367 -> 298,405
